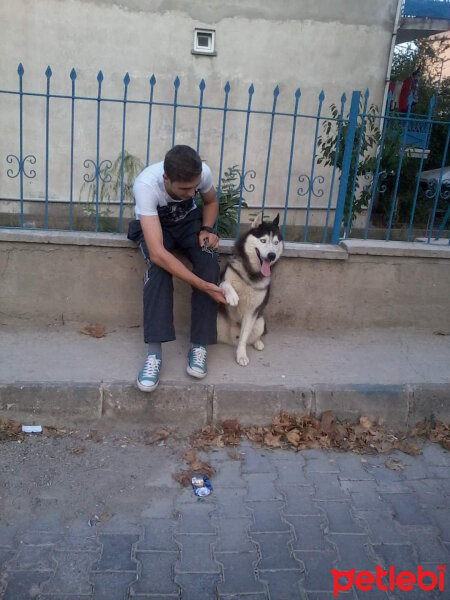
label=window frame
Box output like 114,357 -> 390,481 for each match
192,28 -> 216,56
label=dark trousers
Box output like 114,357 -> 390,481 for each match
130,208 -> 219,345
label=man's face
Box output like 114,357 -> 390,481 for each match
163,174 -> 201,201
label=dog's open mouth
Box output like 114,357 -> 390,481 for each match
255,249 -> 271,277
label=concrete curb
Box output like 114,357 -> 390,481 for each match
212,384 -> 312,426
408,383 -> 450,425
313,384 -> 410,429
0,383 -> 102,424
1,381 -> 448,431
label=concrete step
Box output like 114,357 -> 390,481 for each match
1,322 -> 449,431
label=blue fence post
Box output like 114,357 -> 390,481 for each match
386,93 -> 414,240
216,81 -> 230,235
236,83 -> 254,238
364,90 -> 393,240
331,90 -> 361,245
407,94 -> 436,241
303,90 -> 325,242
44,66 -> 52,229
6,65 -> 37,229
261,85 -> 279,215
146,75 -> 156,166
94,70 -> 104,232
428,122 -> 450,242
322,93 -> 346,243
69,68 -> 77,230
18,63 -> 24,227
118,72 -> 130,232
282,88 -> 301,238
172,76 -> 180,147
196,79 -> 205,153
344,88 -> 369,238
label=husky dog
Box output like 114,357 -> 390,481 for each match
217,213 -> 284,366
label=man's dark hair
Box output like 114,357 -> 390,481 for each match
164,145 -> 203,182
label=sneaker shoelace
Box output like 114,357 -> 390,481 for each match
192,346 -> 207,367
142,355 -> 161,378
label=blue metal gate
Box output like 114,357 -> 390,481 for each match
0,64 -> 449,244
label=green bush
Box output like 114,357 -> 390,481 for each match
80,150 -> 145,222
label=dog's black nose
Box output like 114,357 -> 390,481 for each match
267,252 -> 276,262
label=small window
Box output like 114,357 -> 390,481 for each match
192,28 -> 216,56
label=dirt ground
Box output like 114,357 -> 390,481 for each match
0,426 -> 188,530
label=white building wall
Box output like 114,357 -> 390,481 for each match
0,0 -> 399,229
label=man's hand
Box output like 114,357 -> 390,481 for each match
198,231 -> 219,250
203,282 -> 227,304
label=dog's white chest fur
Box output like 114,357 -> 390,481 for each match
224,260 -> 269,317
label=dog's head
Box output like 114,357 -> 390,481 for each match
240,213 -> 284,277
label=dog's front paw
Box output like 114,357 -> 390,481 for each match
225,288 -> 239,306
220,282 -> 239,306
253,339 -> 265,351
236,349 -> 250,366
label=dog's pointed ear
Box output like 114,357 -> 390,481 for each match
251,212 -> 263,228
273,213 -> 280,227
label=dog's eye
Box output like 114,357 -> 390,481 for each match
260,238 -> 267,243
274,240 -> 279,245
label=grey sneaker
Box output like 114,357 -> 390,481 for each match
187,344 -> 207,379
137,353 -> 161,392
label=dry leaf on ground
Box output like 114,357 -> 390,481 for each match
172,470 -> 192,487
360,416 -> 374,429
320,410 -> 335,433
42,425 -> 65,438
172,448 -> 216,487
85,429 -> 104,443
264,431 -> 283,448
172,461 -> 215,487
0,419 -> 24,442
385,458 -> 405,471
183,449 -> 197,463
79,324 -> 105,338
181,411 -> 449,464
398,440 -> 421,456
145,429 -> 170,445
221,419 -> 241,435
410,418 -> 450,450
286,429 -> 301,448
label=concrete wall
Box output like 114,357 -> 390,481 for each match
1,230 -> 449,331
0,0 -> 398,226
1,0 -> 397,97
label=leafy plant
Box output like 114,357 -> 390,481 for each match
196,164 -> 248,238
388,37 -> 450,230
316,38 -> 450,234
317,101 -> 422,230
317,101 -> 382,229
80,150 -> 145,221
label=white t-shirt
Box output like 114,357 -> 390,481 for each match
133,161 -> 213,219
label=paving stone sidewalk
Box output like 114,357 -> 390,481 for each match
0,439 -> 449,599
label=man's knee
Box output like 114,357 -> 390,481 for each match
144,262 -> 172,288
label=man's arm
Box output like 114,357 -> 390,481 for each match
140,214 -> 226,304
198,186 -> 219,249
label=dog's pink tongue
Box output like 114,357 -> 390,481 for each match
261,259 -> 271,277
